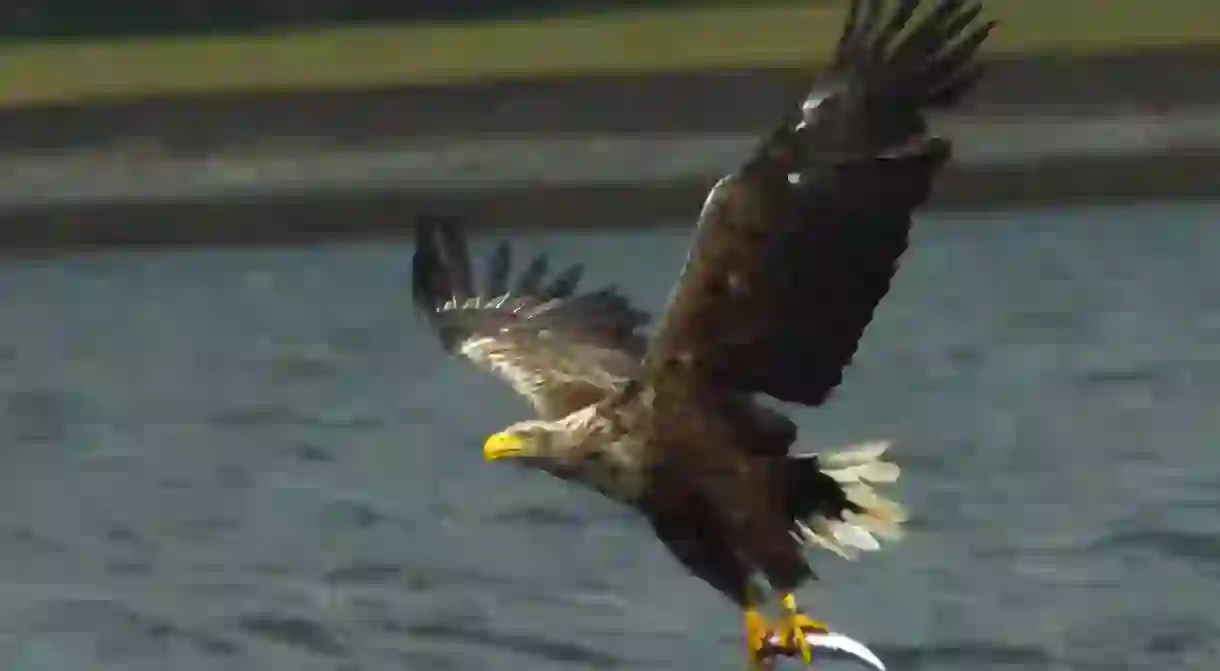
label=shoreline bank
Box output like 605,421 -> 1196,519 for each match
2,145 -> 1216,253
3,0 -> 1217,109
1,35 -> 1216,252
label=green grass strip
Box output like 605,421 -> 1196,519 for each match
1,0 -> 1217,109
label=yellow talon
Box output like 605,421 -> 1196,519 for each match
781,593 -> 828,666
743,608 -> 776,670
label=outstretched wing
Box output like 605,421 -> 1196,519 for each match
642,0 -> 994,407
412,217 -> 650,419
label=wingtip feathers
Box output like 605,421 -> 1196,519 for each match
816,0 -> 994,117
411,215 -> 650,355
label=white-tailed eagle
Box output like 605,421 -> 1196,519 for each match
412,0 -> 994,667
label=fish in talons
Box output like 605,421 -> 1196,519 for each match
753,616 -> 887,671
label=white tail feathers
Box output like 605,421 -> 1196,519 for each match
793,440 -> 909,561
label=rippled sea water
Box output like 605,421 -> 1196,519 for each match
2,200 -> 1219,670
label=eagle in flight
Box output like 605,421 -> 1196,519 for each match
412,0 -> 994,667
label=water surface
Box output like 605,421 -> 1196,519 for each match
2,200 -> 1219,670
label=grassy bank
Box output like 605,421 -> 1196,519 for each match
1,0 -> 1217,109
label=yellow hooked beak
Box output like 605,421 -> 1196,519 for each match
483,432 -> 526,461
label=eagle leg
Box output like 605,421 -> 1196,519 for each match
778,593 -> 829,665
744,607 -> 777,670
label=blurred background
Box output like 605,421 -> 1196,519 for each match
1,2 -> 1220,670
0,0 -> 1217,246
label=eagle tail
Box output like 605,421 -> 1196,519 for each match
786,441 -> 908,561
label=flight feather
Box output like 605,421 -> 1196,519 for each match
413,217 -> 651,419
641,0 -> 994,406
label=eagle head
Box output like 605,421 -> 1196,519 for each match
483,420 -> 571,464
482,416 -> 645,502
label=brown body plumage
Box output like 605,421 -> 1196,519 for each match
413,1 -> 994,667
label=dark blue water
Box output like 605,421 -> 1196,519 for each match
2,201 -> 1219,670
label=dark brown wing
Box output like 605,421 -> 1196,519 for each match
642,0 -> 994,407
413,216 -> 650,420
